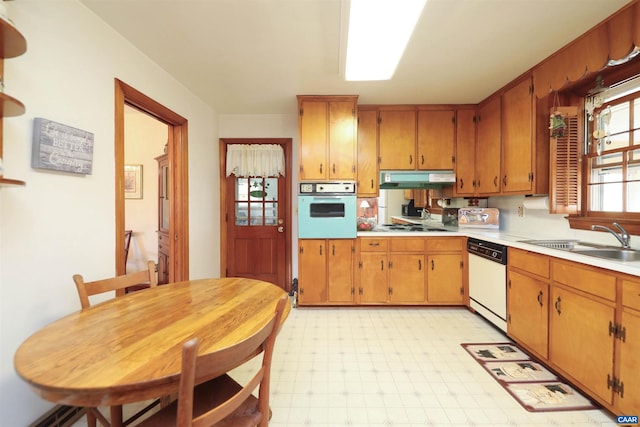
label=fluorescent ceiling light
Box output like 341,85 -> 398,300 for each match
345,0 -> 426,81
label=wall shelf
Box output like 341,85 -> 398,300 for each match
0,18 -> 26,58
0,92 -> 25,116
0,176 -> 25,186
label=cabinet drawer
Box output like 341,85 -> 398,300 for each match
622,279 -> 640,311
359,238 -> 388,252
158,232 -> 170,252
509,248 -> 549,278
551,260 -> 616,301
425,237 -> 463,252
390,238 -> 424,252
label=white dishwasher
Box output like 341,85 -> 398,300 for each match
467,237 -> 508,332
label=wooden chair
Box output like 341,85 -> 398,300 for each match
138,296 -> 288,427
73,260 -> 157,309
73,260 -> 158,426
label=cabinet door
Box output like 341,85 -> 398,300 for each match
328,239 -> 354,303
454,108 -> 477,196
476,96 -> 501,195
359,252 -> 389,303
379,110 -> 416,170
549,285 -> 615,404
329,101 -> 357,180
417,110 -> 455,170
616,309 -> 640,414
507,270 -> 548,359
389,254 -> 425,303
502,77 -> 533,193
427,254 -> 463,303
298,240 -> 327,304
299,100 -> 327,180
357,109 -> 378,197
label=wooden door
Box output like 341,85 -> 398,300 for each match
298,239 -> 327,304
502,77 -> 533,193
327,239 -> 354,303
359,252 -> 389,303
226,175 -> 287,287
427,254 -> 463,303
378,110 -> 416,170
417,110 -> 455,170
617,308 -> 640,413
549,285 -> 615,404
389,254 -> 425,303
454,108 -> 476,196
507,270 -> 549,358
299,100 -> 327,180
328,101 -> 357,180
476,95 -> 501,195
357,109 -> 378,197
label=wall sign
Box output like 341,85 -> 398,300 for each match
31,118 -> 94,175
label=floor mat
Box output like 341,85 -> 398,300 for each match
461,342 -> 599,412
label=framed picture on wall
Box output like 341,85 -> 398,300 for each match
124,164 -> 143,199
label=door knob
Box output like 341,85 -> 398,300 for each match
277,226 -> 284,233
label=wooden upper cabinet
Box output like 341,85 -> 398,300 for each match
417,109 -> 455,170
357,109 -> 378,197
501,76 -> 534,193
298,95 -> 357,181
476,95 -> 501,195
378,110 -> 416,170
454,108 -> 476,197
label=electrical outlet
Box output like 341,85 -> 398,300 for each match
517,205 -> 525,218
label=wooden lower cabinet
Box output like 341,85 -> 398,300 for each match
356,236 -> 465,305
507,270 -> 549,358
617,278 -> 640,413
549,283 -> 615,405
298,239 -> 354,305
507,248 -> 550,359
506,250 -> 640,414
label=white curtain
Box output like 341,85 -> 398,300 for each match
225,144 -> 285,177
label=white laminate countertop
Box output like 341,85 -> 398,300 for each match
357,216 -> 640,277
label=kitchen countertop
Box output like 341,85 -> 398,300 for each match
357,216 -> 640,277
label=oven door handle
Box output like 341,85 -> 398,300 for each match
310,196 -> 345,200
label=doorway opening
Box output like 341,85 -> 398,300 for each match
115,79 -> 189,283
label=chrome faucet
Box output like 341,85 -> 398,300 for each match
591,222 -> 631,249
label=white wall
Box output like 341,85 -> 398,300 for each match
124,107 -> 168,273
489,195 -> 639,249
0,2 -> 218,425
218,114 -> 299,278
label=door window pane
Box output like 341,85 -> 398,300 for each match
235,177 -> 279,226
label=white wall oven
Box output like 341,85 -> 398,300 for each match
298,181 -> 356,239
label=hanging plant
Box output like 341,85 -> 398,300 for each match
549,92 -> 567,137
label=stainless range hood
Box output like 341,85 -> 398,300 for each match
380,170 -> 456,189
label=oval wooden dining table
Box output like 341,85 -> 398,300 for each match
14,277 -> 290,426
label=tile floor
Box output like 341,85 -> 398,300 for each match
74,306 -> 619,427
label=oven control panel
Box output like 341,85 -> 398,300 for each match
299,181 -> 356,195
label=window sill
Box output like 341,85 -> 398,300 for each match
567,216 -> 640,237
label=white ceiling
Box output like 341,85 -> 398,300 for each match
80,0 -> 631,115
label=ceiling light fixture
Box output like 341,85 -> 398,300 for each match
345,0 -> 426,81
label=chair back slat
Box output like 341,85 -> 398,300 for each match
73,260 -> 157,309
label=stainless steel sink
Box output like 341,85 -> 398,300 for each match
570,248 -> 640,262
519,239 -> 640,262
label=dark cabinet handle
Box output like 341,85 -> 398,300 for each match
369,242 -> 380,246
332,245 -> 335,256
554,296 -> 562,314
370,179 -> 374,189
409,154 -> 413,165
494,176 -> 498,187
333,164 -> 336,174
431,260 -> 435,270
418,259 -> 422,270
537,291 -> 543,307
320,163 -> 323,174
460,178 -> 464,189
381,260 -> 384,270
319,245 -> 323,256
421,155 -> 424,165
503,175 -> 507,186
